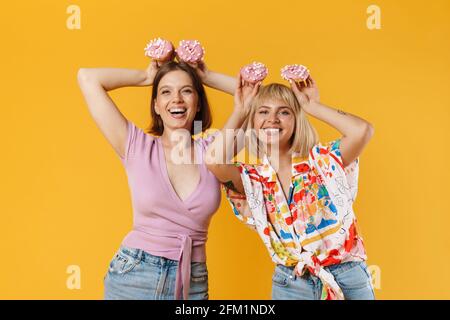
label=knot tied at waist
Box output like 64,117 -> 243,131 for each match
175,234 -> 192,300
293,251 -> 345,300
130,226 -> 207,300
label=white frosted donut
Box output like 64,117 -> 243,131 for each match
176,40 -> 205,63
144,38 -> 174,61
240,62 -> 268,83
281,64 -> 310,82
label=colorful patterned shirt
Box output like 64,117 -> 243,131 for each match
224,139 -> 367,300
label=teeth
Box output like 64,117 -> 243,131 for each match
263,128 -> 281,133
169,107 -> 186,114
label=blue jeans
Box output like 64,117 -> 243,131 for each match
104,245 -> 209,300
272,261 -> 375,300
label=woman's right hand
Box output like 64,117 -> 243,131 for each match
233,73 -> 261,117
141,60 -> 161,86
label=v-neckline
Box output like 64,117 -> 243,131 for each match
264,154 -> 294,206
156,138 -> 204,210
274,171 -> 294,206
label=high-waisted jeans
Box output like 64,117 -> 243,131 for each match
104,245 -> 208,300
272,261 -> 375,300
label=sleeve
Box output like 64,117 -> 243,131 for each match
310,138 -> 359,201
222,162 -> 257,231
118,119 -> 152,166
196,129 -> 221,149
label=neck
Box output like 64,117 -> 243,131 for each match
266,142 -> 291,158
266,144 -> 292,170
160,127 -> 193,149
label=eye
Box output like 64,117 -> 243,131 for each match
182,89 -> 193,94
258,110 -> 269,114
280,110 -> 291,115
161,90 -> 170,95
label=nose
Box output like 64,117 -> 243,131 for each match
267,112 -> 280,124
174,91 -> 184,102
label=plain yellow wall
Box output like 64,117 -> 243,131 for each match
1,0 -> 449,299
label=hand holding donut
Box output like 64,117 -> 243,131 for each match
144,38 -> 175,65
234,73 -> 262,117
233,62 -> 267,116
282,64 -> 320,110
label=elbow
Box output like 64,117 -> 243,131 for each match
77,68 -> 87,80
206,162 -> 219,173
77,68 -> 95,85
361,122 -> 375,142
77,68 -> 89,85
206,162 -> 227,180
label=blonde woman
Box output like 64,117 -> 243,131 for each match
206,71 -> 375,300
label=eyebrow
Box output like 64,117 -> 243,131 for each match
159,85 -> 194,91
259,105 -> 291,110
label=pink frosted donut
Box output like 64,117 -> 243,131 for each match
281,64 -> 310,82
240,62 -> 268,83
176,40 -> 205,63
144,38 -> 174,61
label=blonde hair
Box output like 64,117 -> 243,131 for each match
243,83 -> 319,157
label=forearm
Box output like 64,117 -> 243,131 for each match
208,111 -> 246,164
77,68 -> 149,91
305,101 -> 373,137
203,70 -> 237,95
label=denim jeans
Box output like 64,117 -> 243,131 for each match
271,261 -> 375,300
104,245 -> 209,300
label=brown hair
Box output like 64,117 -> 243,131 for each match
147,61 -> 212,136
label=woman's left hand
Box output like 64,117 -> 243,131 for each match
290,76 -> 320,112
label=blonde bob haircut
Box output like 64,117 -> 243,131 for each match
243,83 -> 319,158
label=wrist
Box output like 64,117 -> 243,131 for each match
139,70 -> 152,86
202,69 -> 212,86
302,100 -> 320,113
231,108 -> 247,122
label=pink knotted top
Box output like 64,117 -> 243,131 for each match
117,120 -> 221,299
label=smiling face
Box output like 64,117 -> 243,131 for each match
154,70 -> 199,133
253,98 -> 296,150
246,83 -> 318,158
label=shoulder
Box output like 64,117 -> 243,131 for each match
309,139 -> 345,168
119,120 -> 156,165
194,129 -> 221,149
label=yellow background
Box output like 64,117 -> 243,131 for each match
1,0 -> 449,299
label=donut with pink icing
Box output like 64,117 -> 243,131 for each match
176,40 -> 205,63
240,62 -> 268,83
144,38 -> 174,62
280,64 -> 310,82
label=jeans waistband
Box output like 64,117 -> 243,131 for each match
119,245 -> 179,266
275,260 -> 366,277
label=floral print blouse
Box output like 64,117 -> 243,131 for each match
224,139 -> 368,300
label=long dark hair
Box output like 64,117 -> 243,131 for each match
147,61 -> 212,136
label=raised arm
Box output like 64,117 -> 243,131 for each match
187,61 -> 237,95
290,77 -> 375,167
206,74 -> 261,194
77,61 -> 159,159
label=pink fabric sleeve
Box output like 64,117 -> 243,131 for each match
118,119 -> 153,166
196,130 -> 220,149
